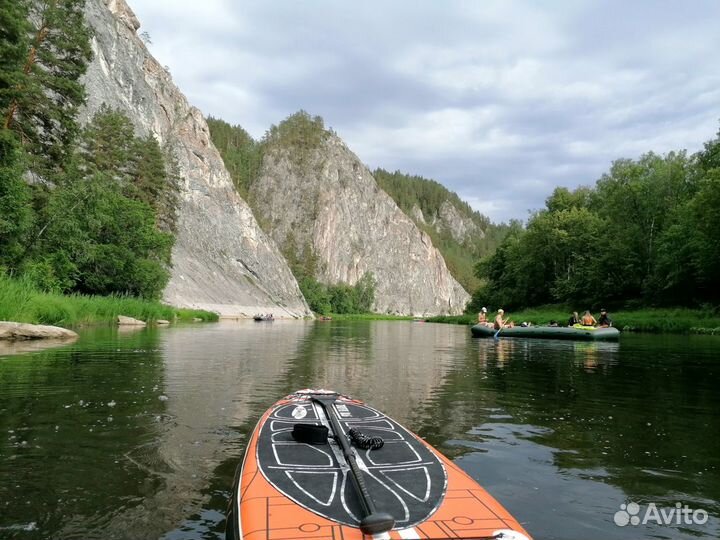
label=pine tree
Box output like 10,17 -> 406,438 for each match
0,129 -> 32,268
34,108 -> 175,297
207,116 -> 262,197
3,0 -> 92,178
75,105 -> 179,230
0,0 -> 34,268
0,0 -> 32,113
75,103 -> 137,182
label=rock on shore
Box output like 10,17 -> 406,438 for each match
0,322 -> 79,341
117,315 -> 147,326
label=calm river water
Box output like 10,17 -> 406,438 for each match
1,321 -> 718,540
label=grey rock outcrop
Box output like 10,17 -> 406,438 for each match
435,200 -> 483,244
79,0 -> 310,318
0,322 -> 78,341
410,204 -> 426,224
251,135 -> 470,316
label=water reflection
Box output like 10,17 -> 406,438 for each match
1,328 -> 168,540
0,323 -> 718,540
0,338 -> 78,357
99,321 -> 316,540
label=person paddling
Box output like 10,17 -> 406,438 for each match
581,310 -> 597,326
598,308 -> 613,327
495,309 -> 513,330
567,311 -> 581,326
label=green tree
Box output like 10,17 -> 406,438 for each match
27,109 -> 175,298
328,284 -> 356,314
38,172 -> 172,297
353,272 -> 376,313
656,131 -> 720,304
473,130 -> 720,310
207,116 -> 262,198
74,104 -> 136,179
299,276 -> 331,315
0,0 -> 32,114
75,106 -> 178,229
0,129 -> 32,268
590,152 -> 691,302
3,0 -> 92,177
263,110 -> 327,152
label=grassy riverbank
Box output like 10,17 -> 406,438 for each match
0,275 -> 218,327
426,307 -> 720,334
319,313 -> 415,321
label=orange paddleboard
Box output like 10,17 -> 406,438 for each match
226,389 -> 532,540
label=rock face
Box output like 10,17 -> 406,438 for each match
435,200 -> 483,244
251,135 -> 470,316
0,322 -> 78,341
79,0 -> 310,318
411,201 -> 483,245
410,204 -> 426,224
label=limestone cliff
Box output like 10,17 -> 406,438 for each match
251,134 -> 470,316
435,200 -> 484,244
79,0 -> 310,317
411,202 -> 483,245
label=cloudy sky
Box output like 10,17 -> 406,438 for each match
131,0 -> 719,222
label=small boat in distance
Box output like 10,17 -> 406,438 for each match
253,314 -> 274,322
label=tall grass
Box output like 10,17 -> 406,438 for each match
426,306 -> 720,335
424,314 -> 476,325
324,313 -> 414,321
0,274 -> 218,327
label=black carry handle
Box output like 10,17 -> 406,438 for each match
291,423 -> 328,444
312,396 -> 395,535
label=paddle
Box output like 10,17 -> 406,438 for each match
312,396 -> 395,535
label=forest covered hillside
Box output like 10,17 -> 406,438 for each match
374,169 -> 510,292
473,127 -> 720,311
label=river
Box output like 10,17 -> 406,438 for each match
1,321 -> 718,539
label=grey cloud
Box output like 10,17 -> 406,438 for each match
130,0 -> 720,222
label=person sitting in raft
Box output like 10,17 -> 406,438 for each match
494,309 -> 514,330
581,310 -> 597,326
598,308 -> 613,327
478,307 -> 489,325
549,320 -> 559,327
567,311 -> 581,326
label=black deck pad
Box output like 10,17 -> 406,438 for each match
257,397 -> 447,528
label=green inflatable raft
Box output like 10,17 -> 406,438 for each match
471,323 -> 620,341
